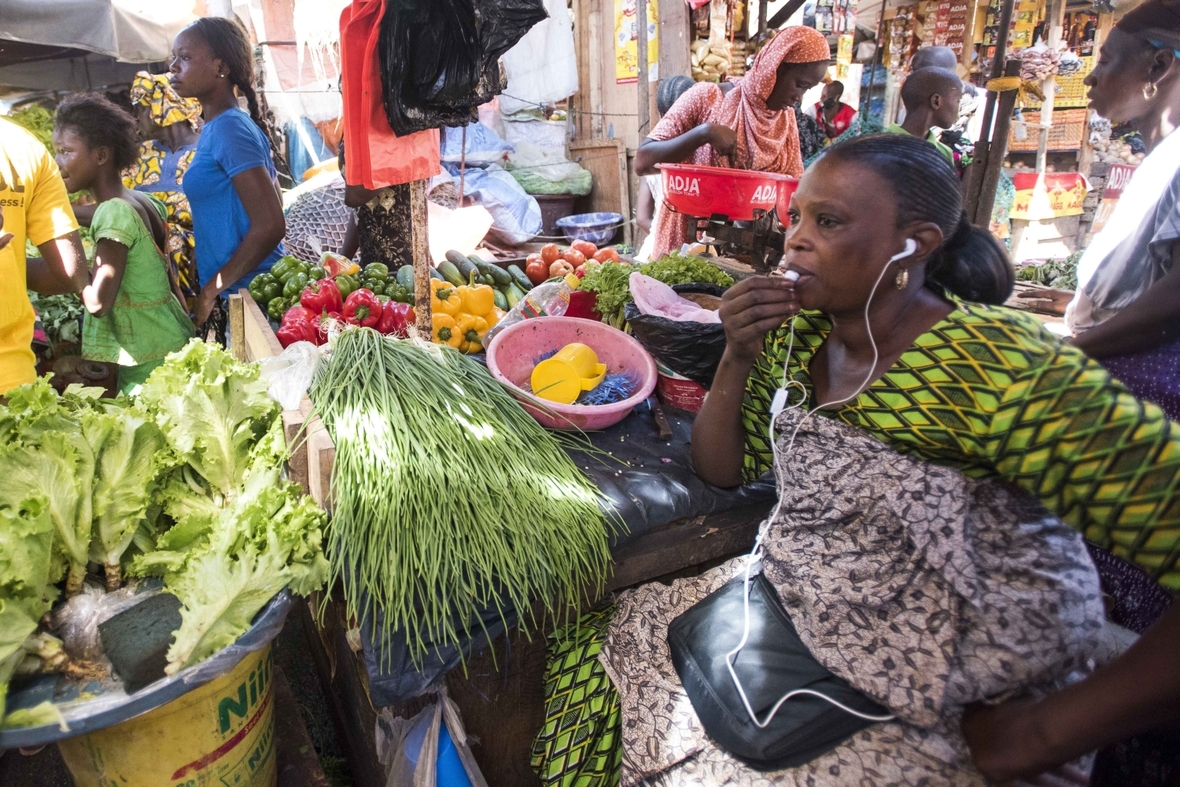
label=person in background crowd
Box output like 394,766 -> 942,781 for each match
1019,0 -> 1180,420
634,26 -> 830,258
54,94 -> 193,395
888,67 -> 963,165
169,16 -> 286,337
896,45 -> 962,126
795,103 -> 827,160
124,72 -> 202,302
338,139 -> 413,271
964,5 -> 1180,780
0,118 -> 88,393
807,80 -> 858,140
636,75 -> 695,261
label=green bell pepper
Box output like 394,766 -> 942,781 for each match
260,281 -> 282,303
363,262 -> 390,281
335,273 -> 359,299
267,296 -> 289,321
307,267 -> 326,281
282,273 -> 309,299
269,257 -> 297,283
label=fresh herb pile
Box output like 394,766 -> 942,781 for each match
579,252 -> 734,328
27,292 -> 84,348
310,328 -> 613,666
1017,252 -> 1080,291
0,341 -> 328,729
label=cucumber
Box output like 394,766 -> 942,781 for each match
473,258 -> 512,287
505,282 -> 527,309
493,288 -> 508,311
445,251 -> 479,283
507,265 -> 533,292
430,267 -> 444,281
396,265 -> 414,289
436,260 -> 466,287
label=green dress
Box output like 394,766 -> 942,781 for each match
82,196 -> 194,394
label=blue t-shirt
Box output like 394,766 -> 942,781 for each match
183,109 -> 284,291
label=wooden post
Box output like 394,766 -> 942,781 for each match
410,179 -> 431,334
965,0 -> 1017,222
1036,0 -> 1067,173
976,59 -> 1022,226
659,0 -> 691,78
961,0 -> 981,73
758,0 -> 768,36
636,0 -> 651,138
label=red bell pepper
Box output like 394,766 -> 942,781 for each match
276,317 -> 319,348
342,288 -> 382,328
376,301 -> 414,337
300,279 -> 343,314
282,305 -> 317,326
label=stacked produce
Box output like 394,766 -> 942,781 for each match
523,241 -> 619,284
310,328 -> 613,666
691,39 -> 735,82
27,292 -> 84,349
0,342 -> 328,728
1017,252 -> 1080,290
580,252 -> 735,328
1091,135 -> 1146,165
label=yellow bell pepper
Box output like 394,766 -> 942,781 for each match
459,271 -> 496,316
432,314 -> 462,348
456,314 -> 489,354
430,279 -> 461,317
484,307 -> 506,329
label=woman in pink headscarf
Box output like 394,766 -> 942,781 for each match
634,26 -> 831,258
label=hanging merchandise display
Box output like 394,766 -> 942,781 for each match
616,0 -> 659,85
499,0 -> 579,115
377,0 -> 548,136
340,0 -> 441,189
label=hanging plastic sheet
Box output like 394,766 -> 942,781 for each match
377,0 -> 548,136
340,0 -> 441,189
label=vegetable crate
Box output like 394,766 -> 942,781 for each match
227,291 -> 554,787
1009,109 -> 1087,152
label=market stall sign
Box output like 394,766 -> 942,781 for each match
616,0 -> 659,85
1091,163 -> 1137,233
1010,172 -> 1090,221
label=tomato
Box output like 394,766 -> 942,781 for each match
593,247 -> 620,263
526,258 -> 549,285
550,260 -> 575,278
560,248 -> 586,267
570,239 -> 598,259
540,243 -> 561,265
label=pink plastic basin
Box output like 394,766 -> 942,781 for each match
657,163 -> 793,221
486,317 -> 658,431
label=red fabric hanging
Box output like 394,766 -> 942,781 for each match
340,0 -> 440,189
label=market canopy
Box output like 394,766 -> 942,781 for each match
0,0 -> 195,64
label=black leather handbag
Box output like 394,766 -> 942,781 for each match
667,573 -> 891,771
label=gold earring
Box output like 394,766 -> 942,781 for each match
1144,81 -> 1158,100
895,268 -> 909,290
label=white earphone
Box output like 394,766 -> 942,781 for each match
726,237 -> 921,731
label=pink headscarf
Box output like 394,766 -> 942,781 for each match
708,26 -> 831,175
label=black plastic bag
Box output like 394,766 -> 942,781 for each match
379,0 -> 547,136
625,284 -> 728,387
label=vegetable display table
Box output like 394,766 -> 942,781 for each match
228,291 -> 774,786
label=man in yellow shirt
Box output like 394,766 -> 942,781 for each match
0,116 -> 88,393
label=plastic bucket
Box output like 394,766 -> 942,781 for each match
57,644 -> 278,787
657,163 -> 793,221
656,367 -> 708,413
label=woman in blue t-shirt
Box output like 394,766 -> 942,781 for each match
169,16 -> 286,331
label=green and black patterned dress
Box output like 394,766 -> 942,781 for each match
533,299 -> 1180,786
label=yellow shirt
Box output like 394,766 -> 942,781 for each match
0,117 -> 79,393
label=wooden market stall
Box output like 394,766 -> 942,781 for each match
227,290 -> 773,787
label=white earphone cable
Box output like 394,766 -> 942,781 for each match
723,240 -> 917,729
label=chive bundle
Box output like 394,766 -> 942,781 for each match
310,328 -> 613,665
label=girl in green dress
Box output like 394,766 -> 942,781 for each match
53,93 -> 193,395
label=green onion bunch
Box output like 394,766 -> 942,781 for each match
310,328 -> 613,665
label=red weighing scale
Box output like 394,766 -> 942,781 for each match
656,163 -> 799,273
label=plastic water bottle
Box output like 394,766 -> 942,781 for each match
483,279 -> 574,345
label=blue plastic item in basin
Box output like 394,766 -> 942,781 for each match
556,212 -> 624,246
